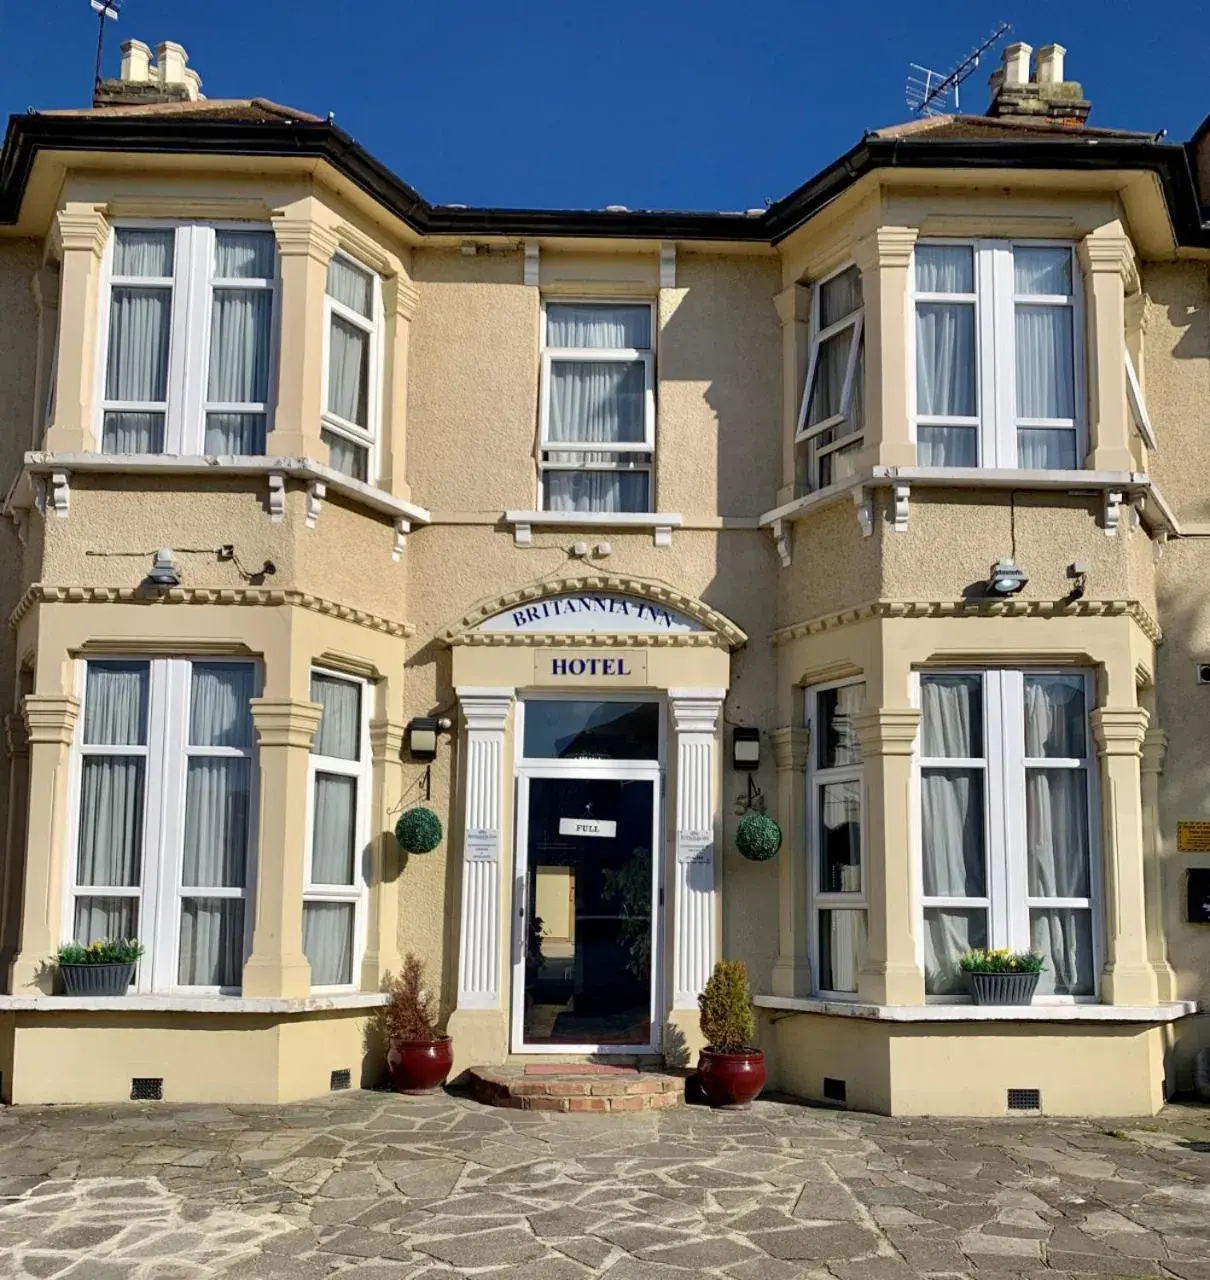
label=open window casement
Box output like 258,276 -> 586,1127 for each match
1125,348 -> 1156,450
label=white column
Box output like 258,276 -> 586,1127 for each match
454,687 -> 513,1009
670,688 -> 725,1009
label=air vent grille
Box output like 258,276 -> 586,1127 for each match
822,1077 -> 847,1103
330,1069 -> 352,1091
1007,1087 -> 1041,1112
130,1077 -> 163,1101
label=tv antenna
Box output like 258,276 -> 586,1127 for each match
90,0 -> 124,89
906,22 -> 1012,116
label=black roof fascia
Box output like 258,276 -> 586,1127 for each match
2,111 -> 1207,248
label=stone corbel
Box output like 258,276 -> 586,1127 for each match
305,480 -> 326,529
654,524 -> 673,548
523,240 -> 540,286
513,521 -> 533,548
393,517 -> 410,561
267,472 -> 286,523
853,486 -> 874,538
771,517 -> 792,568
891,482 -> 910,533
34,470 -> 70,518
659,242 -> 677,289
1104,489 -> 1124,537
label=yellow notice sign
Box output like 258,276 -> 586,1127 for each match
1177,821 -> 1210,852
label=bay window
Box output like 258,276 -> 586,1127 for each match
539,301 -> 655,512
918,669 -> 1098,1000
913,242 -> 1082,469
808,680 -> 867,995
303,670 -> 370,988
322,254 -> 382,483
100,224 -> 277,455
68,658 -> 258,992
795,265 -> 864,492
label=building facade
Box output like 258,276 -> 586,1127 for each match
0,38 -> 1207,1113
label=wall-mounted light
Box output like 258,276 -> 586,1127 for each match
987,559 -> 1027,597
146,548 -> 180,588
408,716 -> 451,761
732,727 -> 761,771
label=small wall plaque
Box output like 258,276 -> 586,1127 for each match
676,830 -> 714,865
465,829 -> 500,863
1178,821 -> 1210,853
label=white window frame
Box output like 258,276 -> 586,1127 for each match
913,667 -> 1102,1004
537,298 -> 656,513
806,677 -> 867,999
321,251 -> 384,485
909,239 -> 1085,469
303,668 -> 372,992
795,262 -> 865,491
95,220 -> 280,456
1125,348 -> 1157,450
64,657 -> 261,995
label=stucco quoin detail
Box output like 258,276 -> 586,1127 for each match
442,575 -> 747,651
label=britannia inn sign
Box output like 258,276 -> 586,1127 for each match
0,36 -> 1208,1113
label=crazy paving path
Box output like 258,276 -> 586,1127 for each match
0,1091 -> 1208,1279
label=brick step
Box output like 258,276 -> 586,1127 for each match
468,1063 -> 686,1113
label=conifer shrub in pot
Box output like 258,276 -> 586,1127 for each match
56,939 -> 144,996
696,959 -> 766,1108
381,953 -> 453,1094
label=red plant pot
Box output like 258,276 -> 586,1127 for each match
387,1037 -> 454,1094
697,1047 -> 767,1109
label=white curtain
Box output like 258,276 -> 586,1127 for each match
806,329 -> 853,427
178,898 -> 243,987
83,662 -> 148,744
216,230 -> 274,279
327,256 -> 372,317
1032,908 -> 1093,996
1014,246 -> 1071,295
1018,427 -> 1076,469
103,286 -> 170,454
549,361 -> 644,444
818,266 -> 862,328
1024,675 -> 1085,758
924,907 -> 987,995
206,285 -> 271,454
544,468 -> 647,513
183,759 -> 250,887
820,909 -> 866,993
322,429 -> 368,483
917,303 -> 976,419
74,897 -> 138,945
102,411 -> 165,454
190,663 -> 254,748
115,229 -> 174,277
1016,305 -> 1074,420
312,774 -> 357,884
547,303 -> 649,349
303,902 -> 354,985
918,426 -> 977,467
311,675 -> 360,759
327,315 -> 369,427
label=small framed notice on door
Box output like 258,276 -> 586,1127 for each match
558,817 -> 617,839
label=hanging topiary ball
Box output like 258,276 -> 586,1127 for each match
395,806 -> 443,854
736,812 -> 781,861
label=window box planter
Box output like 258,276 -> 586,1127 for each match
966,970 -> 1041,1006
59,962 -> 136,997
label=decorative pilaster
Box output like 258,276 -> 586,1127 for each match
0,711 -> 31,971
45,206 -> 109,453
852,706 -> 924,1005
1078,225 -> 1138,475
770,725 -> 811,997
269,209 -> 340,460
380,274 -> 419,500
8,695 -> 80,993
1140,726 -> 1176,1001
31,265 -> 60,448
851,226 -> 918,470
453,688 -> 512,1009
361,718 -> 405,989
243,698 -> 324,997
1091,706 -> 1160,1005
670,689 -> 724,1009
774,283 -> 812,503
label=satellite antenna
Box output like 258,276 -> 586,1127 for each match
906,22 -> 1012,116
90,0 -> 124,90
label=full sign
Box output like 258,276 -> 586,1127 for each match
480,593 -> 702,635
558,818 -> 617,839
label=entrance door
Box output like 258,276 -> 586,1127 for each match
515,776 -> 660,1052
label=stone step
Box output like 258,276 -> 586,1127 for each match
468,1063 -> 686,1112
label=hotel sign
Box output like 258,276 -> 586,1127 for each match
481,592 -> 702,635
534,650 -> 648,686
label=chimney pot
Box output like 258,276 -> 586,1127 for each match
1002,41 -> 1033,86
155,41 -> 190,88
1036,43 -> 1066,86
119,39 -> 152,84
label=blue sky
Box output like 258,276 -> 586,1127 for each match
1,1 -> 1206,212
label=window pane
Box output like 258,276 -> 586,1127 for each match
84,662 -> 149,745
817,684 -> 864,768
102,411 -> 164,454
311,675 -> 361,760
1026,768 -> 1090,897
546,304 -> 651,349
924,907 -> 987,995
106,286 -> 171,401
922,768 -> 986,896
178,898 -> 244,986
327,314 -> 369,426
915,245 -> 974,294
813,437 -> 863,490
114,228 -> 174,277
805,328 -> 852,427
312,773 -> 357,884
916,303 -> 976,417
1014,247 -> 1072,296
819,909 -> 866,993
77,758 -> 144,887
918,425 -> 977,467
1024,675 -> 1086,758
1016,305 -> 1074,419
543,468 -> 649,513
183,759 -> 251,887
921,675 -> 982,758
1030,908 -> 1094,996
208,288 -> 271,403
548,361 -> 645,444
304,902 -> 355,985
73,896 -> 138,945
819,266 -> 862,327
214,230 -> 275,279
326,256 -> 372,317
322,428 -> 369,482
1018,427 -> 1076,469
190,663 -> 254,747
206,412 -> 265,455
523,700 -> 659,761
819,781 -> 861,893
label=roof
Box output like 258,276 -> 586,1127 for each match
41,98 -> 322,124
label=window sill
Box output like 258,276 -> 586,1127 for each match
504,510 -> 683,547
0,992 -> 391,1015
753,994 -> 1199,1024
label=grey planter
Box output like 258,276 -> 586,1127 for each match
60,962 -> 135,997
966,970 -> 1040,1006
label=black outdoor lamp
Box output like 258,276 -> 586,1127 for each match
407,716 -> 451,761
732,726 -> 761,771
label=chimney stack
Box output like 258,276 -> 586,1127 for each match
986,40 -> 1090,127
93,38 -> 205,108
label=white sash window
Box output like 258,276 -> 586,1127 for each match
322,254 -> 382,483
